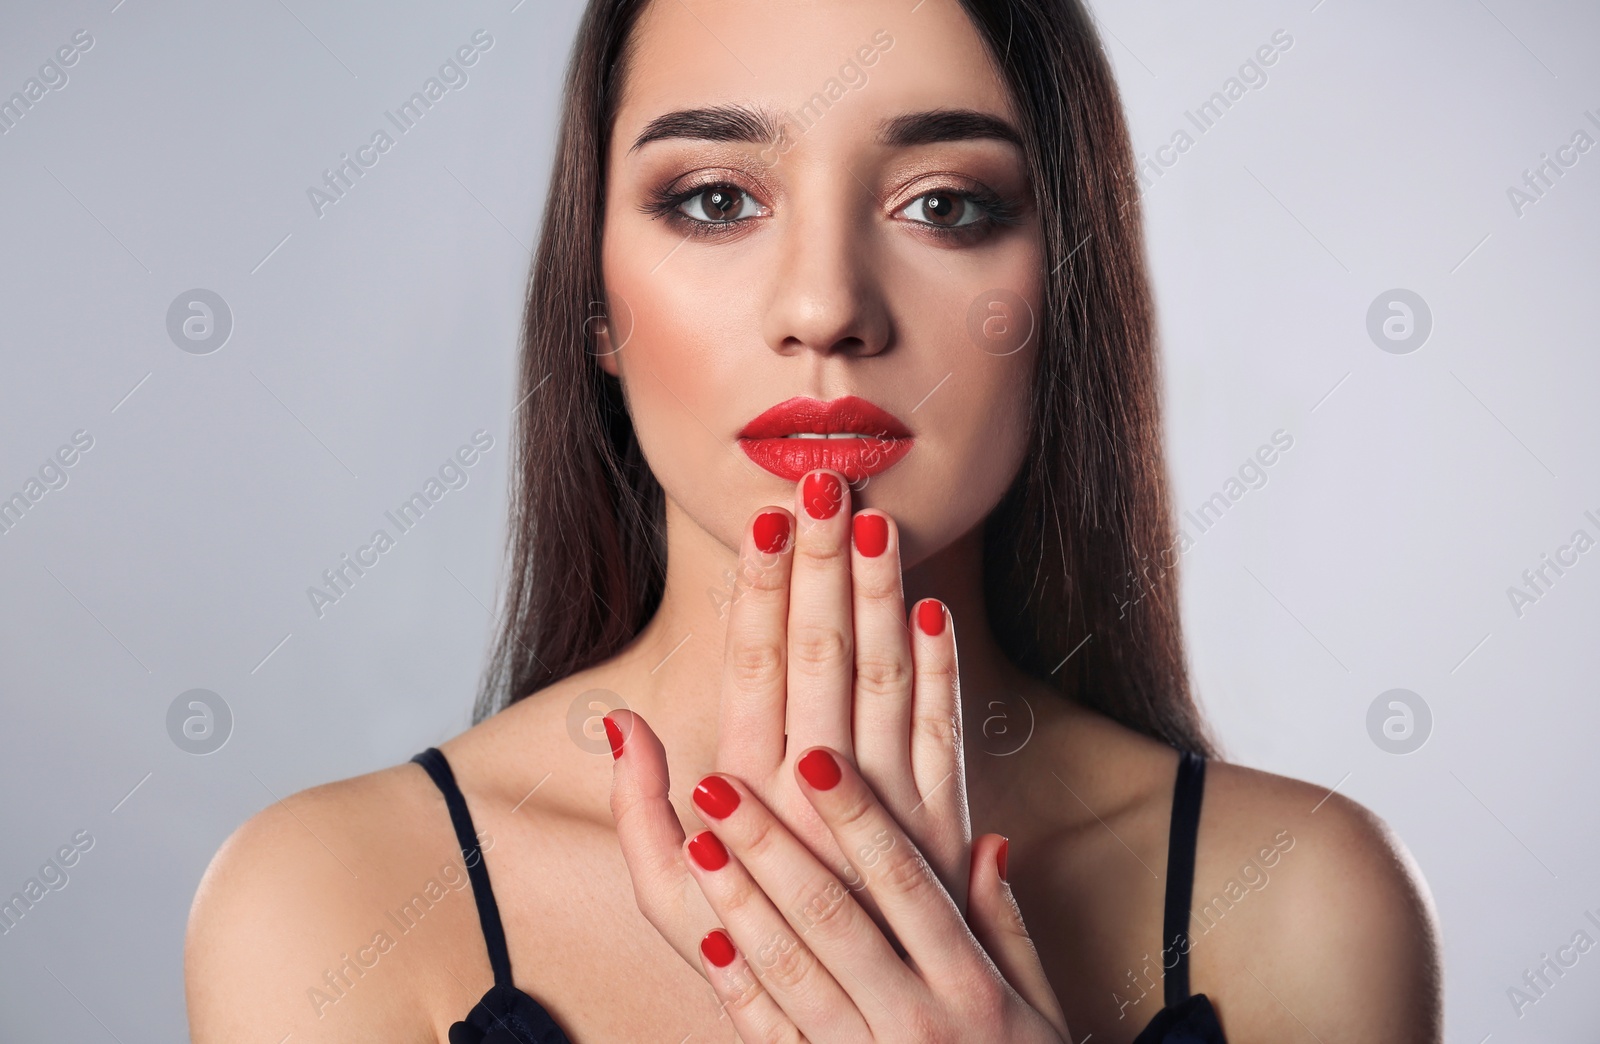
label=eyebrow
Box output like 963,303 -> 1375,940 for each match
627,105 -> 1023,153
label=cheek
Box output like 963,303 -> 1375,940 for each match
933,345 -> 1033,463
599,252 -> 761,546
905,349 -> 1034,559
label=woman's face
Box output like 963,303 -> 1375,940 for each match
597,0 -> 1042,566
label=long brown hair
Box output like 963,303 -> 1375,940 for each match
474,0 -> 1219,759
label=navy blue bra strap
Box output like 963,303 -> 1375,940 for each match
411,747 -> 514,988
1161,749 -> 1207,1008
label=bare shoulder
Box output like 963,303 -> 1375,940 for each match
1190,760 -> 1444,1043
1008,697 -> 1442,1042
184,759 -> 465,1044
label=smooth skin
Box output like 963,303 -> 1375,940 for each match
185,0 -> 1443,1041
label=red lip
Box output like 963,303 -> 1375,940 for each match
738,395 -> 914,482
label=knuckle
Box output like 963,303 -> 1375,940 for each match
716,876 -> 761,920
914,710 -> 962,750
755,930 -> 816,992
790,877 -> 852,943
901,1001 -> 953,1044
796,536 -> 848,566
831,789 -> 878,837
718,965 -> 767,1015
740,550 -> 789,592
957,975 -> 1009,1023
727,638 -> 785,689
917,652 -> 960,683
740,811 -> 782,864
875,844 -> 937,900
852,571 -> 901,609
854,651 -> 911,696
789,624 -> 851,671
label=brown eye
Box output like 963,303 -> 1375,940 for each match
678,184 -> 760,223
900,189 -> 983,229
921,192 -> 965,225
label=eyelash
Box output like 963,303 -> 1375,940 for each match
641,179 -> 1022,241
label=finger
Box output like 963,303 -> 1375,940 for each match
909,599 -> 968,826
849,509 -> 916,806
907,598 -> 970,913
718,505 -> 796,779
785,468 -> 855,761
687,778 -> 882,1039
968,834 -> 1070,1038
604,710 -> 717,972
793,745 -> 983,986
696,928 -> 803,1044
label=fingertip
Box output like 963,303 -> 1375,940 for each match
799,468 -> 848,521
749,506 -> 793,556
971,833 -> 1009,889
604,707 -> 645,745
603,714 -> 625,760
796,745 -> 844,791
851,510 -> 891,558
914,598 -> 948,637
700,927 -> 738,969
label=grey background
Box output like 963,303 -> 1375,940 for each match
1,0 -> 1595,1040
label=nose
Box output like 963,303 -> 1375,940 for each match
760,196 -> 891,359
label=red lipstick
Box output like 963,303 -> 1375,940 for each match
738,396 -> 913,482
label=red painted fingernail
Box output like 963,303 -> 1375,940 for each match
604,715 -> 624,759
997,837 -> 1010,882
917,599 -> 946,636
693,775 -> 741,819
798,748 -> 841,791
701,928 -> 737,968
853,513 -> 888,557
688,830 -> 729,871
802,471 -> 843,520
753,511 -> 790,554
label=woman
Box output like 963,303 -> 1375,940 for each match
185,0 -> 1443,1040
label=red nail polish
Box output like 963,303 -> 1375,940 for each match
798,748 -> 841,791
853,513 -> 888,557
693,775 -> 741,819
802,472 -> 843,520
997,837 -> 1009,882
688,830 -> 729,871
701,928 -> 737,968
753,511 -> 790,554
604,716 -> 624,759
916,599 -> 946,636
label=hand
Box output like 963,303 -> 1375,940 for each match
685,469 -> 973,914
606,719 -> 1072,1042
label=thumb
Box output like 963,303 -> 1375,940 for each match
968,833 -> 1070,1038
604,711 -> 686,898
